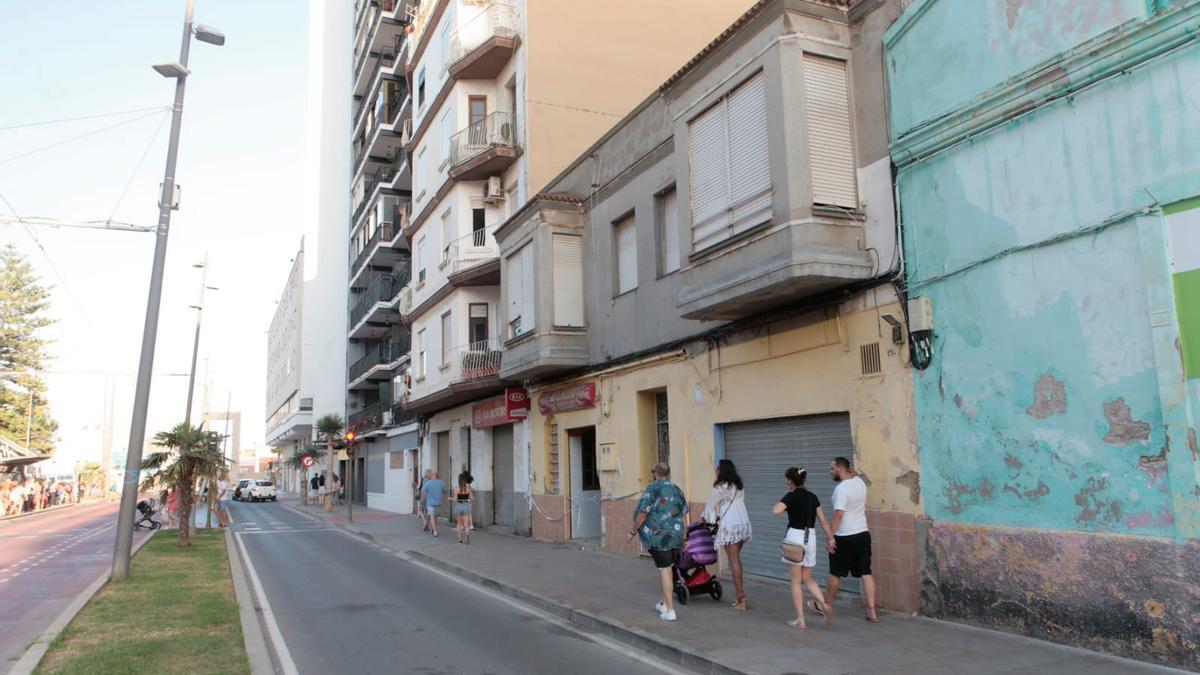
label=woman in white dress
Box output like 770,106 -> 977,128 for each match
703,459 -> 752,610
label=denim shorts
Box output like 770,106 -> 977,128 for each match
452,501 -> 471,517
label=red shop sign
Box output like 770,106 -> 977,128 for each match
505,387 -> 530,419
537,382 -> 597,415
473,388 -> 530,428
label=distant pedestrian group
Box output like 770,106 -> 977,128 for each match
2,477 -> 77,516
633,455 -> 879,626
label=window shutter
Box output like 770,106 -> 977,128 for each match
520,243 -> 535,332
661,189 -> 680,275
727,72 -> 771,235
688,102 -> 730,251
506,245 -> 525,336
441,209 -> 454,259
552,234 -> 584,327
441,312 -> 452,364
803,54 -> 857,208
615,217 -> 638,295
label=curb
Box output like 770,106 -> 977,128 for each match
406,550 -> 748,675
9,531 -> 156,675
0,503 -> 78,523
226,527 -> 273,675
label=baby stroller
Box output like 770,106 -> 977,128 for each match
672,522 -> 723,605
134,499 -> 161,530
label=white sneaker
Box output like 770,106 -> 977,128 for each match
655,601 -> 666,614
659,609 -> 677,621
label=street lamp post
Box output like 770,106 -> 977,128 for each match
184,253 -> 218,428
112,0 -> 224,580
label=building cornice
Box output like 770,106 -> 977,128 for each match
889,1 -> 1200,170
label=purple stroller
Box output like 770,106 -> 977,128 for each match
672,522 -> 723,605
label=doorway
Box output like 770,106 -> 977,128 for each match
436,430 -> 451,519
568,427 -> 601,540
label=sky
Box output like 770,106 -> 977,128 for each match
0,1 -> 310,475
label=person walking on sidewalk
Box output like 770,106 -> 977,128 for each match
702,459 -> 752,610
452,471 -> 473,544
214,472 -> 231,528
416,469 -> 430,532
628,462 -> 687,622
421,469 -> 445,537
816,456 -> 879,623
774,467 -> 834,628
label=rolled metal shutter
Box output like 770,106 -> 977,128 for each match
726,71 -> 772,237
493,425 -> 515,527
688,100 -> 730,251
803,54 -> 857,209
552,234 -> 584,327
722,413 -> 860,593
615,216 -> 638,294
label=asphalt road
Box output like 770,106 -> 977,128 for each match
0,501 -> 148,671
230,500 -> 675,675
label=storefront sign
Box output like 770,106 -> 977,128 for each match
473,388 -> 530,428
537,382 -> 597,415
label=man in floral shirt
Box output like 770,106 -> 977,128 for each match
628,462 -> 687,621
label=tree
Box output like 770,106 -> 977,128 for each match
78,461 -> 103,497
315,414 -> 343,512
140,423 -> 226,547
285,445 -> 319,505
0,245 -> 57,454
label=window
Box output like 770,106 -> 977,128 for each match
655,392 -> 669,464
439,23 -> 452,73
469,303 -> 489,344
441,208 -> 454,264
415,236 -> 427,283
688,71 -> 771,252
416,149 -> 426,202
469,96 -> 487,128
507,243 -> 535,339
416,328 -> 426,377
552,234 -> 584,327
440,108 -> 454,165
472,208 -> 486,246
803,54 -> 857,208
614,215 -> 637,295
416,68 -> 425,110
440,311 -> 452,366
658,188 -> 679,276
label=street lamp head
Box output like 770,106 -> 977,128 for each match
152,62 -> 189,79
192,262 -> 205,268
193,24 -> 226,46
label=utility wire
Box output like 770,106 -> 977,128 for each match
0,105 -> 169,132
107,112 -> 170,223
528,98 -> 622,118
0,110 -> 167,167
0,190 -> 92,324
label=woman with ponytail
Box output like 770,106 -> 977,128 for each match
773,467 -> 834,628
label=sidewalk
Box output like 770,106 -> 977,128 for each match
277,494 -> 1184,675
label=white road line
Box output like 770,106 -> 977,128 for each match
405,558 -> 686,675
234,533 -> 299,675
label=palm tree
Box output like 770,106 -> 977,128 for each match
140,423 -> 226,547
315,414 -> 343,512
285,445 -> 319,505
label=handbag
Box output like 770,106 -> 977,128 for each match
781,528 -> 810,563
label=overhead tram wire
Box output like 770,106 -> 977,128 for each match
0,109 -> 169,167
107,112 -> 171,223
0,190 -> 93,324
0,105 -> 170,132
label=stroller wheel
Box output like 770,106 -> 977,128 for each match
710,579 -> 723,600
150,521 -> 161,530
674,582 -> 689,605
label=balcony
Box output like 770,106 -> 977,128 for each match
448,112 -> 519,181
446,2 -> 519,80
449,338 -> 502,385
389,402 -> 417,428
348,402 -> 386,435
353,1 -> 405,97
348,273 -> 399,338
350,197 -> 409,287
348,334 -> 411,389
676,218 -> 874,321
443,225 -> 500,286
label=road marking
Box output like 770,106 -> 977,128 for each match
405,558 -> 687,675
234,532 -> 299,675
235,529 -> 337,535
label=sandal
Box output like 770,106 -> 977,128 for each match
806,600 -> 825,617
730,599 -> 747,610
865,609 -> 880,623
787,619 -> 806,629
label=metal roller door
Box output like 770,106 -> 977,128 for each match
722,413 -> 860,593
492,425 -> 514,526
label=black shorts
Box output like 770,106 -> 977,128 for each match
829,531 -> 872,578
649,548 -> 680,569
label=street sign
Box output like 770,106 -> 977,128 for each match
301,455 -> 315,468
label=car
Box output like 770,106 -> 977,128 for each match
246,480 -> 277,502
232,479 -> 252,501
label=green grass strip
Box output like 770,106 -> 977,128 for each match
37,530 -> 249,675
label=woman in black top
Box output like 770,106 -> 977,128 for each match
772,467 -> 835,628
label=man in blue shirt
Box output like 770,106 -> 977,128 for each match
420,469 -> 446,537
628,463 -> 687,621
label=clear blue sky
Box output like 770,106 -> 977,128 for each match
0,0 -> 310,470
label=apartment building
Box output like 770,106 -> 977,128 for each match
493,0 -> 923,611
390,0 -> 761,525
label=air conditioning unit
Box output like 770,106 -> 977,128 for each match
398,286 -> 413,314
483,176 -> 504,205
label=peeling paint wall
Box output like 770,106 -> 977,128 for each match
888,0 -> 1200,666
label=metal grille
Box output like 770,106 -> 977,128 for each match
548,423 -> 560,494
493,425 -> 514,526
722,413 -> 860,593
655,392 -> 670,464
860,342 -> 882,376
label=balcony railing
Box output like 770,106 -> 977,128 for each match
448,337 -> 503,384
448,111 -> 516,168
350,197 -> 406,277
444,225 -> 498,276
446,3 -> 518,72
349,273 -> 397,329
390,402 -> 417,427
348,402 -> 385,433
348,333 -> 411,383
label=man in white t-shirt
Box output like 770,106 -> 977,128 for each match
823,456 -> 878,623
214,473 -> 231,528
